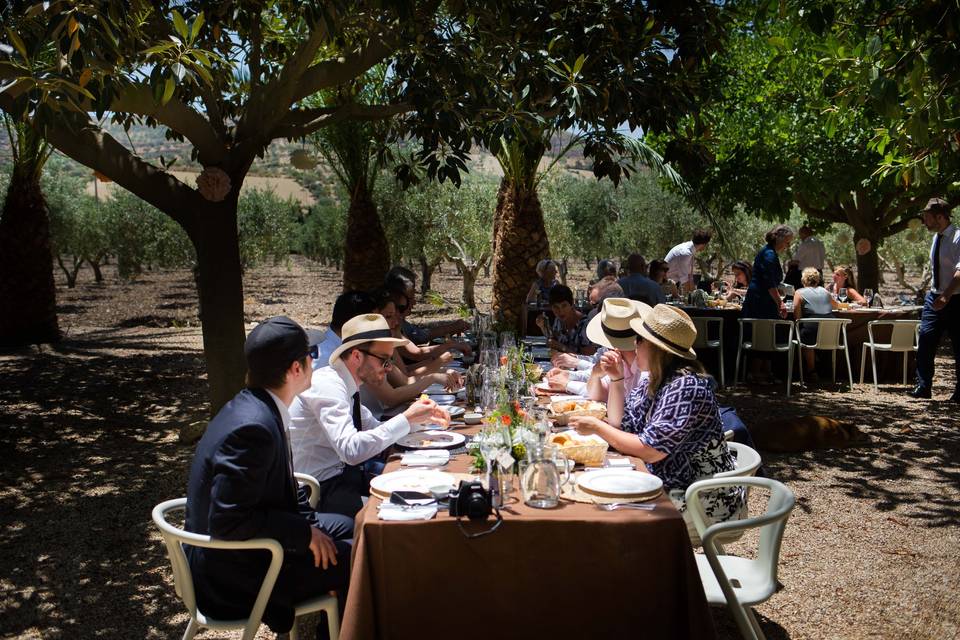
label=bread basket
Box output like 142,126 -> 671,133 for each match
549,400 -> 607,426
548,433 -> 608,466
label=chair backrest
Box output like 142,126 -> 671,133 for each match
714,442 -> 762,478
151,498 -> 285,635
870,319 -> 921,350
692,316 -> 722,348
686,477 -> 795,601
797,318 -> 850,349
294,472 -> 322,509
739,319 -> 793,351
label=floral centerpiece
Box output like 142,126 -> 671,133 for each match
469,399 -> 535,472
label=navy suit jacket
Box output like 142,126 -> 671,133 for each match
185,387 -> 316,630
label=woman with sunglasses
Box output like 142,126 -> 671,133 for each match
569,305 -> 744,541
387,290 -> 474,368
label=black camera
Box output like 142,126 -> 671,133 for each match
448,480 -> 492,520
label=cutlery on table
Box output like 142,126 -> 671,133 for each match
596,502 -> 656,511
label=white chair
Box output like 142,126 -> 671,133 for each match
152,498 -> 340,640
859,319 -> 920,391
686,477 -> 796,640
295,472 -> 322,509
793,318 -> 853,388
734,319 -> 796,397
689,442 -> 763,550
693,316 -> 725,388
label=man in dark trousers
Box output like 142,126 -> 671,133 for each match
909,198 -> 960,402
185,316 -> 353,637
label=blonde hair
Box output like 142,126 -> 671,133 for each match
801,267 -> 821,288
834,265 -> 856,290
645,342 -> 706,399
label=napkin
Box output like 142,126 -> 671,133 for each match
377,503 -> 438,521
605,457 -> 636,469
400,450 -> 450,467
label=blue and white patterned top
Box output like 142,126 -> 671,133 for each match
622,373 -> 745,521
550,313 -> 591,354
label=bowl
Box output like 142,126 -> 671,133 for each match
463,412 -> 483,425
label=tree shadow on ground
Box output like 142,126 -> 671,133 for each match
0,348 -> 207,639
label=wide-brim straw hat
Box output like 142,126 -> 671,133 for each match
328,313 -> 408,363
629,304 -> 698,360
585,298 -> 652,351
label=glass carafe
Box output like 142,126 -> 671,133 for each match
521,443 -> 571,509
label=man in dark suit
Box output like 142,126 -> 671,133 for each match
185,316 -> 353,636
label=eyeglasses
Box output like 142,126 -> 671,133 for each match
359,349 -> 393,370
307,344 -> 319,360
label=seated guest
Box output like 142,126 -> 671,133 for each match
584,298 -> 651,403
526,259 -> 561,304
618,253 -> 666,306
313,290 -> 377,369
783,259 -> 803,289
648,259 -> 680,299
386,288 -> 471,366
289,314 -> 450,517
596,259 -> 619,280
361,290 -> 463,415
724,260 -> 752,302
536,284 -> 596,356
569,305 -> 745,537
793,267 -> 839,380
386,266 -> 469,344
826,264 -> 866,304
185,317 -> 352,636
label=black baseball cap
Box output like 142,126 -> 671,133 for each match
244,316 -> 312,374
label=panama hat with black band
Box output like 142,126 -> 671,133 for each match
628,304 -> 698,360
585,297 -> 652,351
328,313 -> 408,363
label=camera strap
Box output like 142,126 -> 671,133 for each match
455,506 -> 503,539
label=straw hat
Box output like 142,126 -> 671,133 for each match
585,298 -> 652,351
328,313 -> 408,363
628,304 -> 698,360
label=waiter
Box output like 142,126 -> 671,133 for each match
908,198 -> 960,403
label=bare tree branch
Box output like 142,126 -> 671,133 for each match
293,34 -> 397,102
274,101 -> 409,139
794,192 -> 845,223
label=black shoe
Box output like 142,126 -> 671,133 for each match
907,384 -> 932,399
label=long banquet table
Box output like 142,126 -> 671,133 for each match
340,424 -> 717,640
681,304 -> 922,384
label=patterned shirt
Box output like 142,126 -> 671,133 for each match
550,313 -> 591,354
621,373 -> 745,521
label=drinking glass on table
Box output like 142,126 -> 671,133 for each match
499,331 -> 515,348
863,288 -> 874,306
838,288 -> 848,304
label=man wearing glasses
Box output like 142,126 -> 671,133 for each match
289,314 -> 449,516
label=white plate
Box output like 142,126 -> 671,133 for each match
428,393 -> 457,405
576,469 -> 663,497
370,469 -> 455,497
396,430 -> 467,449
425,383 -> 448,394
446,406 -> 466,418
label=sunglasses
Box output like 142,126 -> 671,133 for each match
307,344 -> 319,360
359,349 -> 393,370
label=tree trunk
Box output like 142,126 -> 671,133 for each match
559,258 -> 569,285
462,266 -> 478,308
56,255 -> 82,288
188,195 -> 248,414
491,178 -> 550,331
89,258 -> 104,284
419,254 -> 440,294
342,183 -> 390,291
0,167 -> 60,347
853,230 -> 881,291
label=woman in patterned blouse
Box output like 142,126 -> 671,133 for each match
570,304 -> 744,531
535,284 -> 596,356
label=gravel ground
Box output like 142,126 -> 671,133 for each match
1,256 -> 958,639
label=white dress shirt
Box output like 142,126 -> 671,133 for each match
289,359 -> 412,482
793,236 -> 826,271
312,329 -> 341,370
931,224 -> 960,296
664,240 -> 696,283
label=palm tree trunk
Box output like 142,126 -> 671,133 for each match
0,166 -> 60,347
491,178 -> 550,331
342,183 -> 390,291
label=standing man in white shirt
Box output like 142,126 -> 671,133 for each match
792,225 -> 827,272
289,314 -> 450,516
664,229 -> 712,293
909,198 -> 960,403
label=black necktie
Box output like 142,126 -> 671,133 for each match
352,391 -> 362,431
933,233 -> 942,291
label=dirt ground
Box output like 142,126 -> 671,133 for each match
1,256 -> 959,640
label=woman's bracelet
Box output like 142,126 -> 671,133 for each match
609,376 -> 624,382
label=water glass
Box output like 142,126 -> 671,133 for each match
863,288 -> 874,306
499,331 -> 515,348
838,288 -> 848,304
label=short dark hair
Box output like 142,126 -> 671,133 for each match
331,290 -> 376,333
246,356 -> 307,389
385,265 -> 417,294
597,259 -> 618,279
548,284 -> 574,305
626,253 -> 646,274
765,224 -> 794,246
649,259 -> 668,277
369,287 -> 394,312
692,229 -> 713,246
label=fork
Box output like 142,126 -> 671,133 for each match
596,502 -> 656,511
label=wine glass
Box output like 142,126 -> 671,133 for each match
863,288 -> 874,306
838,288 -> 848,304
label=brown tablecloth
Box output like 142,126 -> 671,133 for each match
340,428 -> 716,640
679,305 -> 921,384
